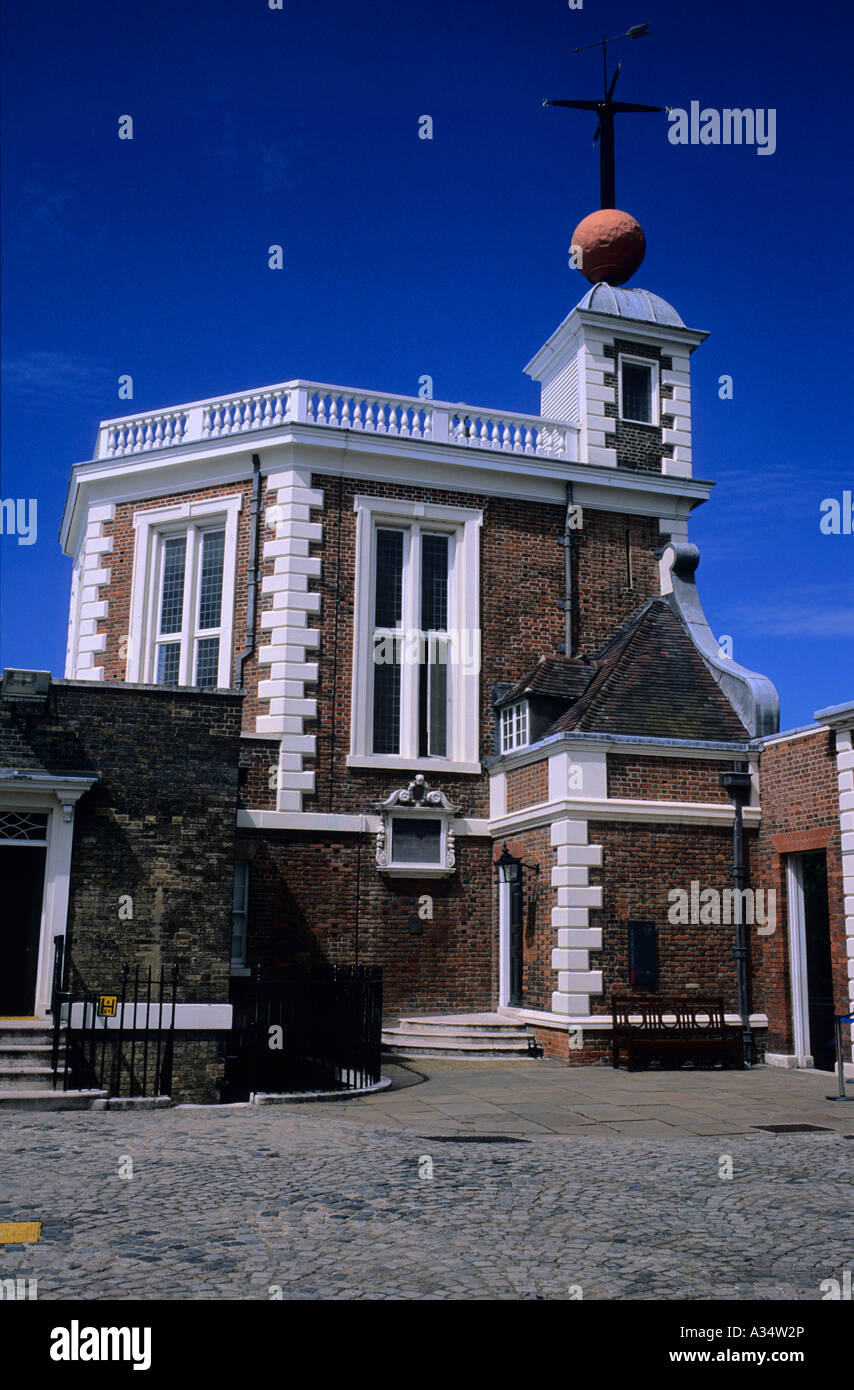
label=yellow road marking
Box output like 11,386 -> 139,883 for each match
0,1222 -> 42,1244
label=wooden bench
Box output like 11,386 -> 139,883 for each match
611,996 -> 744,1071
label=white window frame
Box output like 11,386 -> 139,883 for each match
500,700 -> 529,753
618,353 -> 659,426
349,496 -> 482,774
387,813 -> 448,876
126,494 -> 242,688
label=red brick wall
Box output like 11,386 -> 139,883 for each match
755,729 -> 847,1056
607,754 -> 731,803
495,827 -> 558,1014
573,511 -> 662,652
237,830 -> 496,1016
304,474 -> 664,818
588,820 -> 764,1018
238,739 -> 278,810
91,479 -> 272,732
85,467 -> 667,806
505,760 -> 549,813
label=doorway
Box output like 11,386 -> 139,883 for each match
509,877 -> 523,1006
0,844 -> 47,1015
787,851 -> 835,1070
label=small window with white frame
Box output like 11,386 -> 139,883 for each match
501,700 -> 529,753
619,355 -> 658,425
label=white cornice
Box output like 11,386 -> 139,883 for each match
490,797 -> 761,833
61,429 -> 714,557
237,809 -> 490,836
492,734 -> 755,776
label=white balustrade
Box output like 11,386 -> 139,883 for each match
96,380 -> 575,462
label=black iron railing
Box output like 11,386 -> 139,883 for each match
223,964 -> 383,1102
52,963 -> 179,1098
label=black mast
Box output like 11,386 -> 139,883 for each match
544,23 -> 661,209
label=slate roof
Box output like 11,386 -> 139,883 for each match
542,599 -> 749,741
496,656 -> 593,708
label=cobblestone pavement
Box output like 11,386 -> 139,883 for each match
1,1063 -> 853,1300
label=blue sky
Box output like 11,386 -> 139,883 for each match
1,0 -> 851,728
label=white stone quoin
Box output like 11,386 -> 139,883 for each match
835,726 -> 854,1017
549,817 -> 603,1015
258,467 -> 323,811
65,502 -> 115,680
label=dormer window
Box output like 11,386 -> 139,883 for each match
619,356 -> 658,425
501,700 -> 529,753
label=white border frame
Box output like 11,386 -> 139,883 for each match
785,854 -> 812,1066
127,494 -> 242,687
349,495 -> 482,773
618,353 -> 660,427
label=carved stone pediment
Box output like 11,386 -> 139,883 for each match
373,774 -> 461,816
372,775 -> 460,876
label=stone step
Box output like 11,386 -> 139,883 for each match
0,1066 -> 57,1091
0,1090 -> 108,1112
382,1040 -> 535,1059
382,1012 -> 538,1059
0,1024 -> 55,1047
0,1045 -> 56,1070
393,1021 -> 533,1040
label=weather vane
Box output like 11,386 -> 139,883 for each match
544,22 -> 661,209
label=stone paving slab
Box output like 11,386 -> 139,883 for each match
0,1062 -> 852,1301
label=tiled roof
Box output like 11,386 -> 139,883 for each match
496,656 -> 593,707
543,599 -> 750,741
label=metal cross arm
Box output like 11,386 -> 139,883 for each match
544,97 -> 662,209
544,21 -> 661,210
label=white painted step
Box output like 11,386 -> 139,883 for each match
382,1013 -> 538,1060
0,1090 -> 108,1111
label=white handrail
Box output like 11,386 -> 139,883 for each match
95,379 -> 579,462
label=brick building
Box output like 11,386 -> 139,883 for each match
2,273 -> 851,1091
0,680 -> 241,1101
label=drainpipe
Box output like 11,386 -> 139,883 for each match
720,761 -> 755,1067
558,481 -> 575,657
235,454 -> 262,689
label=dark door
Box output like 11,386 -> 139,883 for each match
509,878 -> 523,1006
0,846 -> 47,1014
802,851 -> 835,1071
